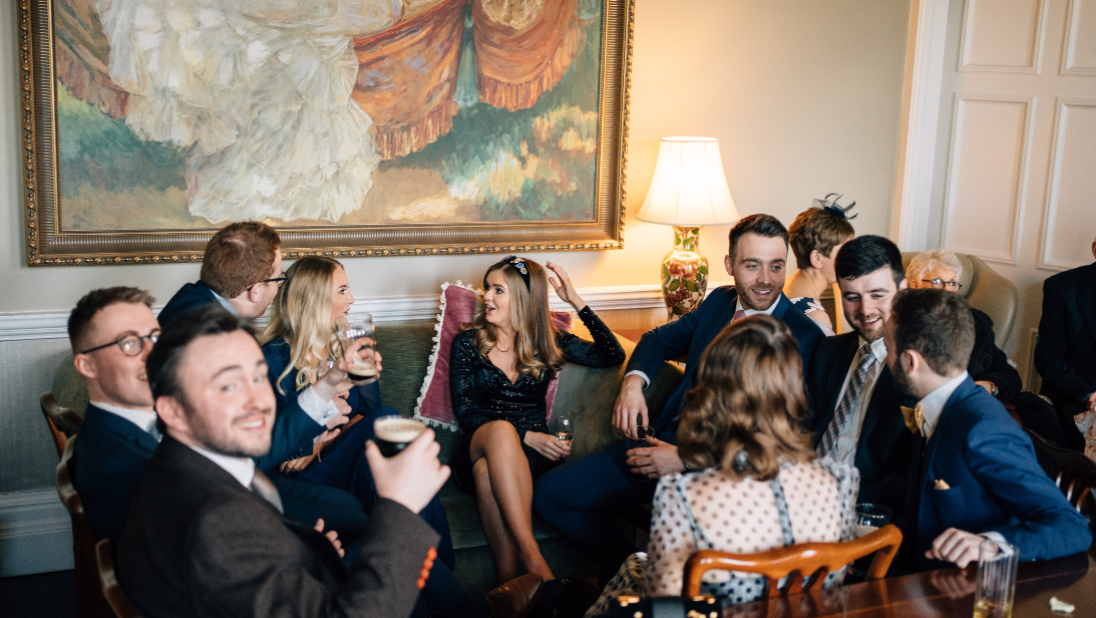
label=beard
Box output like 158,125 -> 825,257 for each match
187,409 -> 273,459
890,358 -> 916,399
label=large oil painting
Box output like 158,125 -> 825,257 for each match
18,0 -> 631,265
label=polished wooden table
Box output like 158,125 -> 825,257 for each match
722,545 -> 1094,617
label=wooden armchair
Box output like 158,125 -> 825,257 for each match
41,391 -> 83,458
56,437 -> 112,618
1025,429 -> 1096,513
683,524 -> 903,598
95,539 -> 141,618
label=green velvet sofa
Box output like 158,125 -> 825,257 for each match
52,320 -> 683,593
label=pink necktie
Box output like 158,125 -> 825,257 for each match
731,309 -> 747,323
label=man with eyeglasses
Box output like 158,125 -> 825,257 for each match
905,250 -> 1021,404
68,287 -> 164,545
157,221 -> 285,328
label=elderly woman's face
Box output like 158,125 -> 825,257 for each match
911,264 -> 960,293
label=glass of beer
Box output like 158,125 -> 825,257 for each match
554,414 -> 574,446
974,540 -> 1018,618
854,503 -> 892,537
335,315 -> 378,385
373,416 -> 426,457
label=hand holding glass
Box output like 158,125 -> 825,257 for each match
335,315 -> 378,385
554,414 -> 574,446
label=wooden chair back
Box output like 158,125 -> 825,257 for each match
1026,429 -> 1096,513
95,539 -> 141,618
683,524 -> 903,598
56,436 -> 112,618
41,391 -> 83,458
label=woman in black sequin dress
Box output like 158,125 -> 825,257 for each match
450,256 -> 625,584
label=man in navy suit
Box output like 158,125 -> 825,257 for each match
885,288 -> 1090,570
68,287 -> 164,546
807,235 -> 914,514
157,221 -> 284,328
67,288 -> 364,545
1034,234 -> 1096,450
534,214 -> 825,579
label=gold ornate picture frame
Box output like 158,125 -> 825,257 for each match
18,0 -> 632,266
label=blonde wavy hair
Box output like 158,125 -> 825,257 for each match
259,256 -> 342,394
677,315 -> 813,481
462,258 -> 563,381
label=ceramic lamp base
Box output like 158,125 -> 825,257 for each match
660,226 -> 710,321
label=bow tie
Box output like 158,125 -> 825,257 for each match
901,404 -> 925,436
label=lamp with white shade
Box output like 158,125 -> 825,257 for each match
637,137 -> 740,320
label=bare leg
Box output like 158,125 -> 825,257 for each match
473,457 -> 522,583
470,421 -> 555,581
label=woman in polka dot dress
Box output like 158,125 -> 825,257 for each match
588,315 -> 858,615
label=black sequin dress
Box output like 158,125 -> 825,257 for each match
449,306 -> 625,491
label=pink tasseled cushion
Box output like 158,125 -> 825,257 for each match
413,283 -> 572,431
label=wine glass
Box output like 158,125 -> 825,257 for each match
334,315 -> 378,385
854,503 -> 892,537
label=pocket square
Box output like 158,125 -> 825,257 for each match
933,479 -> 951,490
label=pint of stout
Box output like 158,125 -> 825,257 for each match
374,417 -> 427,457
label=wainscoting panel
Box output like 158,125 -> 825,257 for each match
1062,0 -> 1096,75
0,490 -> 73,577
1039,98 -> 1096,270
959,0 -> 1048,73
941,94 -> 1035,265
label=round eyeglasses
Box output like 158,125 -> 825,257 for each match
921,278 -> 963,290
80,331 -> 160,356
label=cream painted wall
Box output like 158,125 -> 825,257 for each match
0,1 -> 910,314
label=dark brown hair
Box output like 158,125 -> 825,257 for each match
199,222 -> 281,298
727,214 -> 790,265
463,258 -> 563,381
890,288 -> 975,376
677,315 -> 812,481
788,208 -> 855,270
68,287 -> 155,354
146,304 -> 255,403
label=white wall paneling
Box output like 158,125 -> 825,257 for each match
0,490 -> 73,577
940,94 -> 1036,265
1038,98 -> 1096,270
959,0 -> 1049,73
1062,0 -> 1096,75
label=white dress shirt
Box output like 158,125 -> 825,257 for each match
830,337 -> 889,465
187,443 -> 256,488
89,400 -> 161,442
917,371 -> 969,440
209,289 -> 239,316
627,297 -> 780,387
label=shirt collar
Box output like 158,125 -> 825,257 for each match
860,337 -> 888,363
89,400 -> 160,439
918,371 -> 969,439
736,295 -> 780,317
186,443 -> 256,488
209,289 -> 239,316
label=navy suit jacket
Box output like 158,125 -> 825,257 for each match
1035,262 -> 1096,404
70,404 -> 158,546
913,377 -> 1091,570
806,332 -> 913,513
259,338 -> 380,472
157,281 -> 219,329
628,286 -> 825,434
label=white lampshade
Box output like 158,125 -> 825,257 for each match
636,137 -> 739,227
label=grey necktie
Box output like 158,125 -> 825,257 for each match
250,469 -> 284,514
818,342 -> 876,457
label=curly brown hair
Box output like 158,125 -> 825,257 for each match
677,315 -> 813,481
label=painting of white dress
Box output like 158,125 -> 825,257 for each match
53,0 -> 605,229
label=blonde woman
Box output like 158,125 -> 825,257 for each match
588,316 -> 858,614
451,256 -> 625,587
262,257 -> 539,618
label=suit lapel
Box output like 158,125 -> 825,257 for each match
860,367 -> 895,446
919,379 -> 974,499
813,334 -> 860,442
86,405 -> 158,453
